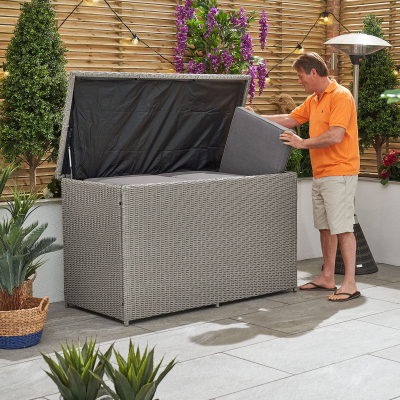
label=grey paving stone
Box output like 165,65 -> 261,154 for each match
362,263 -> 400,283
232,296 -> 400,334
358,309 -> 400,330
225,320 -> 400,374
361,282 -> 400,304
0,358 -> 57,400
155,353 -> 289,400
133,296 -> 286,332
371,344 -> 400,363
99,318 -> 288,366
215,355 -> 400,400
0,315 -> 150,364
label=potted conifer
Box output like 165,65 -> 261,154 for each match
0,0 -> 68,192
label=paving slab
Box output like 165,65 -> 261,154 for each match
99,319 -> 288,366
361,282 -> 400,304
232,296 -> 400,334
133,296 -> 286,332
371,344 -> 400,363
225,320 -> 400,374
362,263 -> 400,283
215,355 -> 400,400
0,358 -> 57,400
0,315 -> 150,364
358,308 -> 400,330
155,353 -> 289,400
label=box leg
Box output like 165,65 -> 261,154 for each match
124,319 -> 129,327
293,288 -> 297,292
215,303 -> 220,308
65,302 -> 70,308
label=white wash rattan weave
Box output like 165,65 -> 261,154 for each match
62,172 -> 297,326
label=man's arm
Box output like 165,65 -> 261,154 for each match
245,106 -> 300,129
280,126 -> 346,149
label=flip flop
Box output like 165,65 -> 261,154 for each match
299,282 -> 337,291
329,291 -> 361,302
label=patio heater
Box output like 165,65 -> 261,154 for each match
322,33 -> 392,275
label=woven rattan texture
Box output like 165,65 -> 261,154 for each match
334,223 -> 378,275
62,179 -> 124,320
0,297 -> 49,338
121,173 -> 297,321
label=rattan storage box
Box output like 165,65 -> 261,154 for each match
56,72 -> 297,326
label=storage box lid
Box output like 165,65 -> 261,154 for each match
55,72 -> 251,180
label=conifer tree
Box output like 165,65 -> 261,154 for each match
0,0 -> 68,191
351,13 -> 400,172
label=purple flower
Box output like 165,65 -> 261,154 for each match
257,60 -> 268,96
187,59 -> 206,74
240,32 -> 253,61
208,48 -> 221,73
237,7 -> 247,29
222,48 -> 235,73
230,13 -> 238,26
174,0 -> 194,73
205,7 -> 219,38
247,64 -> 257,104
259,10 -> 268,50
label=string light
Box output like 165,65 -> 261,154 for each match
317,11 -> 333,26
85,0 -> 100,5
394,65 -> 400,76
58,0 -> 174,66
294,44 -> 305,54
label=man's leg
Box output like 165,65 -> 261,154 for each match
299,229 -> 336,289
328,232 -> 357,300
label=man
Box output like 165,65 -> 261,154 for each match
246,52 -> 360,302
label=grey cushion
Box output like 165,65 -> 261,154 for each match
85,172 -> 243,186
219,107 -> 293,175
85,174 -> 180,185
160,171 -> 243,180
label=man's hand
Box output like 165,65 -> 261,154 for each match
245,106 -> 255,113
280,130 -> 306,149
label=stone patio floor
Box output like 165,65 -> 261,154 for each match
2,257 -> 400,400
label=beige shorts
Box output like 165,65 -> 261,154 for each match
312,175 -> 358,235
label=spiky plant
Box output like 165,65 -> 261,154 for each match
5,186 -> 41,226
0,220 -> 62,310
92,340 -> 176,400
42,339 -> 114,400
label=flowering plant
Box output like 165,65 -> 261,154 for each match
174,0 -> 269,103
379,150 -> 400,185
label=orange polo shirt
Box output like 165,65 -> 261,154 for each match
290,80 -> 360,178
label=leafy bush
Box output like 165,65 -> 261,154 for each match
0,0 -> 68,191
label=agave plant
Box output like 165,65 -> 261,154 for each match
5,186 -> 41,226
42,339 -> 114,400
92,340 -> 176,400
0,163 -> 15,197
0,219 -> 63,310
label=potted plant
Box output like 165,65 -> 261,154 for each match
42,339 -> 114,400
378,150 -> 400,185
0,218 -> 63,349
0,0 -> 68,192
92,340 -> 176,400
353,13 -> 400,172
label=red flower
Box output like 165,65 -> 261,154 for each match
381,170 -> 390,180
383,152 -> 398,167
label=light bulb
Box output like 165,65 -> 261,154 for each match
85,0 -> 100,6
317,11 -> 333,26
266,76 -> 271,84
132,36 -> 139,45
294,44 -> 304,55
394,70 -> 398,76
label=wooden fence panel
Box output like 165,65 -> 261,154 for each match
1,0 -> 327,190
